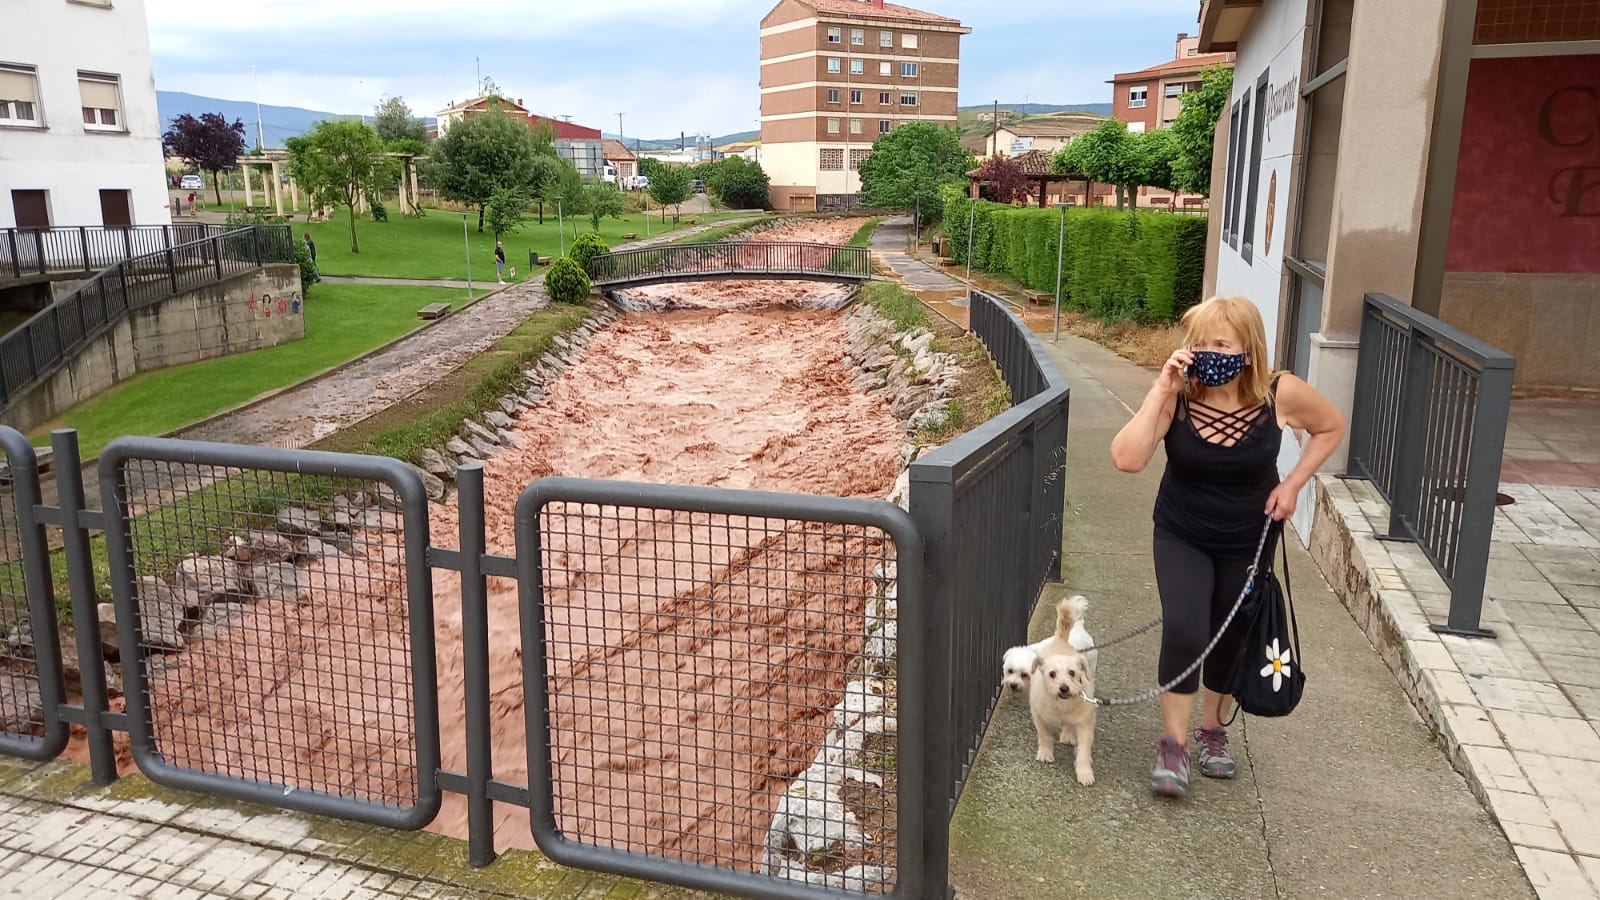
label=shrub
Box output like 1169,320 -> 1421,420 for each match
545,256 -> 592,304
569,232 -> 610,273
939,188 -> 1208,322
294,240 -> 315,295
367,193 -> 388,222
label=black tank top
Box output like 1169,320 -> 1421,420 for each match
1153,381 -> 1283,558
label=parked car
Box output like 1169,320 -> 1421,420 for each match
692,179 -> 706,194
179,174 -> 204,191
625,174 -> 651,191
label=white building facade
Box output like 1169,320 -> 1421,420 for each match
0,0 -> 171,229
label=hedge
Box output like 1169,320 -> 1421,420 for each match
940,186 -> 1208,322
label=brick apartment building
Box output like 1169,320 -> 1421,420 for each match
759,0 -> 970,212
1109,33 -> 1235,132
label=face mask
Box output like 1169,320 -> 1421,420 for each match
1188,350 -> 1247,387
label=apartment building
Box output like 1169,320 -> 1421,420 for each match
0,0 -> 170,229
1109,32 -> 1235,132
759,0 -> 971,211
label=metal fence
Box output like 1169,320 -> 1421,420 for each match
0,224 -> 294,408
0,287 -> 1070,898
1345,292 -> 1515,638
908,290 -> 1070,857
1,224 -> 226,280
587,242 -> 873,287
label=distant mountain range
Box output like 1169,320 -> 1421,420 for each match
157,91 -> 1112,148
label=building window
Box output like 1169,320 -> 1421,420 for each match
901,62 -> 919,78
878,119 -> 892,134
902,33 -> 919,49
1223,99 -> 1241,246
900,92 -> 918,106
851,89 -> 864,105
850,58 -> 864,75
1241,72 -> 1269,264
1128,86 -> 1148,108
1164,83 -> 1184,98
880,30 -> 893,47
78,73 -> 123,131
827,117 -> 841,133
851,28 -> 865,45
850,118 -> 863,135
820,148 -> 844,170
827,88 -> 841,103
0,64 -> 42,127
827,27 -> 841,43
880,61 -> 892,76
827,57 -> 841,74
849,148 -> 871,170
879,90 -> 892,105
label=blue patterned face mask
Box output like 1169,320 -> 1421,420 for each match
1188,350 -> 1248,387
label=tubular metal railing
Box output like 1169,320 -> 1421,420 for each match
1345,292 -> 1515,638
1,224 -> 227,280
586,241 -> 873,286
0,224 -> 294,408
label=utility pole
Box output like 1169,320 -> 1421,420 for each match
616,112 -> 626,144
991,98 -> 999,158
252,65 -> 264,151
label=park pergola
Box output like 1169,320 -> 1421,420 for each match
965,149 -> 1108,208
236,150 -> 427,220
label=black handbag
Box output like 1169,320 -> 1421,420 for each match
1227,532 -> 1304,718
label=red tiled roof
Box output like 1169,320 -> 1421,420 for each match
528,115 -> 602,140
802,0 -> 962,26
602,139 -> 636,161
1111,52 -> 1235,82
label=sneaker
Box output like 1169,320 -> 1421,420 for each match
1194,726 -> 1237,779
1150,736 -> 1190,798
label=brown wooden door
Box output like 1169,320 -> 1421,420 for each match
11,190 -> 49,229
99,189 -> 132,227
792,195 -> 816,212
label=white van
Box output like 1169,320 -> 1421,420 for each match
601,162 -> 618,184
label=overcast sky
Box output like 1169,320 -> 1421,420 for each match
145,0 -> 1200,137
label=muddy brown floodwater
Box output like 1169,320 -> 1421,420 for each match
137,272 -> 904,869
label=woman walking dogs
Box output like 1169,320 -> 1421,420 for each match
1110,296 -> 1345,799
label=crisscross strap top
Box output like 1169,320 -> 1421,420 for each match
1153,380 -> 1285,557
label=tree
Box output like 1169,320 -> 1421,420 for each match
1170,66 -> 1234,196
638,157 -> 668,181
702,157 -> 771,209
485,186 -> 529,239
545,256 -> 591,304
1133,128 -> 1180,195
647,166 -> 693,218
569,232 -> 610,272
1052,119 -> 1140,209
162,113 -> 246,205
372,96 -> 429,145
575,179 -> 627,231
857,122 -> 974,222
532,156 -> 581,226
286,119 -> 391,253
429,109 -> 542,231
972,156 -> 1031,205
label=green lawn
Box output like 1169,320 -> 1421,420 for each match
30,283 -> 469,459
301,209 -> 743,281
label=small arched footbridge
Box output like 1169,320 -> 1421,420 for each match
585,241 -> 873,289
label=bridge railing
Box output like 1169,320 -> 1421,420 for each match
2,224 -> 228,281
586,241 -> 872,285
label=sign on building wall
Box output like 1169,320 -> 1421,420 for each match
1010,137 -> 1034,154
1446,55 -> 1600,274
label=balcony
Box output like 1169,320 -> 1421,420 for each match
1197,0 -> 1262,52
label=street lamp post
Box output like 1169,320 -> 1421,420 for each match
1053,203 -> 1065,342
251,65 -> 264,151
462,214 -> 474,300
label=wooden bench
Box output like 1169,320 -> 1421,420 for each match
417,303 -> 453,320
1024,290 -> 1053,305
537,257 -> 553,266
686,219 -> 698,226
622,232 -> 639,240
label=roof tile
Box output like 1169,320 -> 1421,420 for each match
802,0 -> 962,26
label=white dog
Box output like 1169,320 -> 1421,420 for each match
1026,595 -> 1098,785
1000,594 -> 1098,694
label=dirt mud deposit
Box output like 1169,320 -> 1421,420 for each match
137,279 -> 907,874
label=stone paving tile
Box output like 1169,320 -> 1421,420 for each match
1317,476 -> 1600,897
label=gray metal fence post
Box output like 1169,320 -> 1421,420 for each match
907,462 -> 955,898
1345,297 -> 1382,479
213,236 -> 223,280
166,247 -> 179,294
1385,328 -> 1433,541
456,463 -> 498,867
78,226 -> 90,272
51,429 -> 119,784
1436,360 -> 1512,639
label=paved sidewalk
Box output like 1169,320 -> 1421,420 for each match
946,330 -> 1534,899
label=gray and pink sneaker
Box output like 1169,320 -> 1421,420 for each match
1150,736 -> 1190,797
1194,726 -> 1237,779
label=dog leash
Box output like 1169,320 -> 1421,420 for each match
1083,515 -> 1275,708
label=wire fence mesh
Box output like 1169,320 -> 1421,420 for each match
110,458 -> 424,809
526,499 -> 901,893
0,478 -> 43,743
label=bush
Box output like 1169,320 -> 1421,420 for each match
294,240 -> 316,295
939,186 -> 1207,322
569,232 -> 610,273
367,193 -> 388,222
545,256 -> 592,304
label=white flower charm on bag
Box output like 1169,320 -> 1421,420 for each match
1260,639 -> 1293,692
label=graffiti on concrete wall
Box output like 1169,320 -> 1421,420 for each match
244,291 -> 303,320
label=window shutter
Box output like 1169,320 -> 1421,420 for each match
0,67 -> 39,103
79,77 -> 119,110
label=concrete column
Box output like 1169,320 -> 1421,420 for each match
270,161 -> 284,215
410,165 -> 420,215
243,164 -> 254,209
290,177 -> 299,212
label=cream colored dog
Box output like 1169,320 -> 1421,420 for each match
1028,595 -> 1098,785
1001,595 -> 1098,693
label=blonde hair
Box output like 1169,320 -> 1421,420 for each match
1179,296 -> 1275,407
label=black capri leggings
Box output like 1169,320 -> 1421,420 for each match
1152,525 -> 1279,695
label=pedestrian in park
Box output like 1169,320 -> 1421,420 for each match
495,240 -> 507,285
1109,295 -> 1345,799
304,233 -> 320,283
